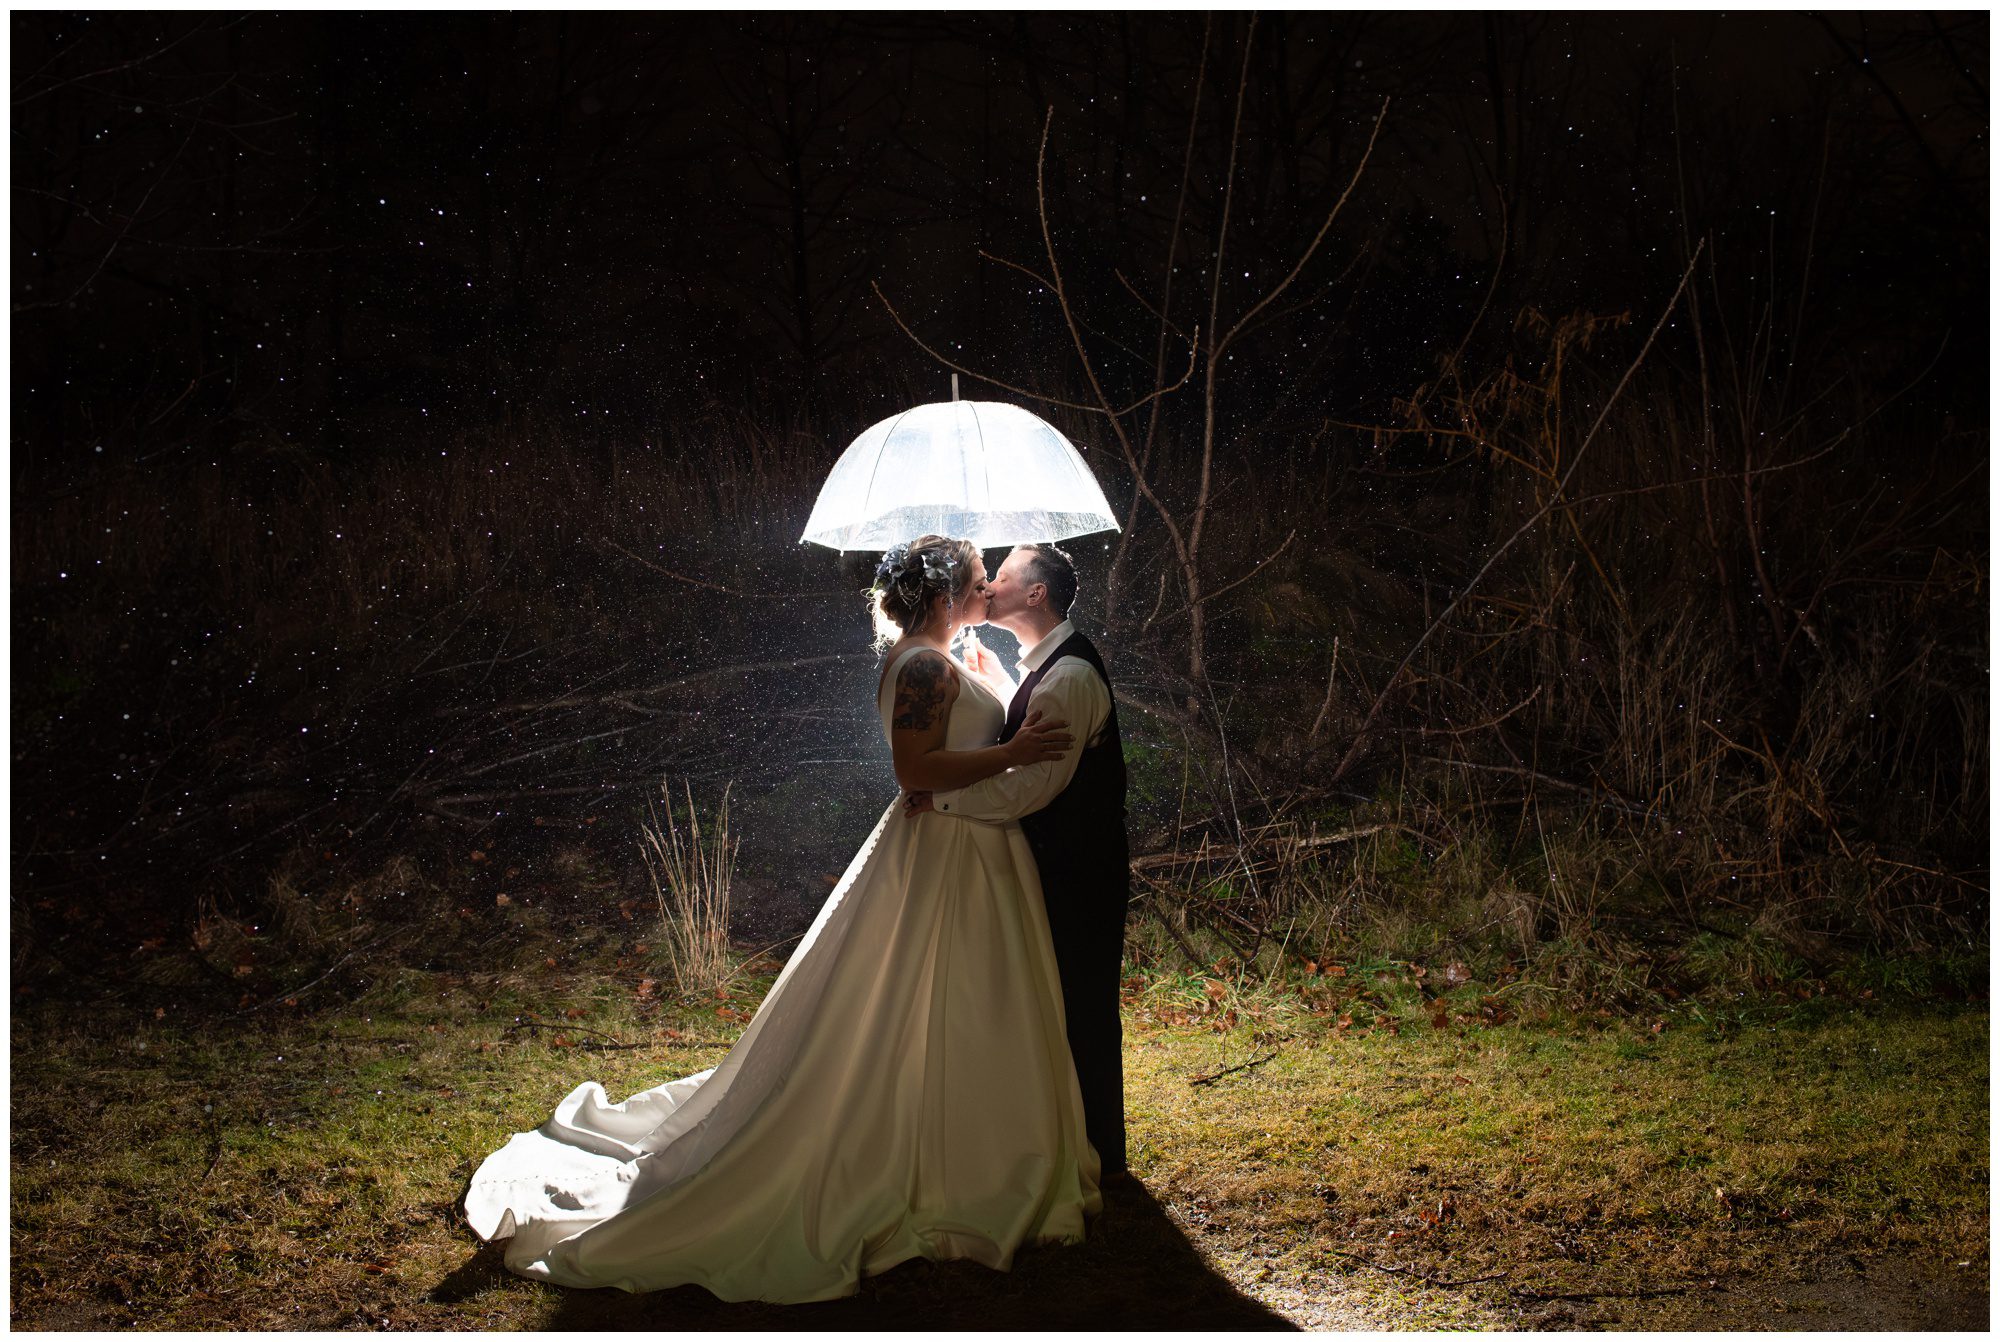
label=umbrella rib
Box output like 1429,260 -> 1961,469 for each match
857,407 -> 916,550
970,402 -> 993,539
1060,422 -> 1097,535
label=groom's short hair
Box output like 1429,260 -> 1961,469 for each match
1017,543 -> 1078,616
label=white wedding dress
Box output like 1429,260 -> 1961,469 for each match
464,646 -> 1101,1301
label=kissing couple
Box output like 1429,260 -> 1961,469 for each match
464,536 -> 1132,1303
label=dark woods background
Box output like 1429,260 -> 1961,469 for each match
12,11 -> 1987,1007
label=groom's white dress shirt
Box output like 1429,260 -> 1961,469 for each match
934,618 -> 1112,824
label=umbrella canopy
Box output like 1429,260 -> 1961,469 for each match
800,399 -> 1119,552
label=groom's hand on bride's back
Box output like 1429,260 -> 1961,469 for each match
904,791 -> 935,816
1004,709 -> 1072,767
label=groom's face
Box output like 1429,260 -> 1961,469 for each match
985,548 -> 1042,629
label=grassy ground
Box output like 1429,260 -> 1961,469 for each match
9,955 -> 1988,1331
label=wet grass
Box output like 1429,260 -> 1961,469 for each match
9,958 -> 1988,1330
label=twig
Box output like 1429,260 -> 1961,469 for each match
1330,1251 -> 1508,1290
197,1108 -> 225,1185
1507,1284 -> 1694,1303
1330,241 -> 1706,785
1198,529 -> 1297,606
596,537 -> 848,600
445,653 -> 868,716
975,247 -> 1057,293
1130,824 -> 1397,874
1307,637 -> 1341,743
870,281 -> 1105,414
1190,1051 -> 1277,1087
1418,686 -> 1543,739
502,1018 -> 645,1051
1139,877 -> 1212,973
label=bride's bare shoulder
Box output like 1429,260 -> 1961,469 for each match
886,644 -> 960,731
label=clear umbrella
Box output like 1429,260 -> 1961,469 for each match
801,395 -> 1118,552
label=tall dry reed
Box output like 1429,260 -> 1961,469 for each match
638,780 -> 739,996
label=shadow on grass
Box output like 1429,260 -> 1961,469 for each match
431,1179 -> 1293,1330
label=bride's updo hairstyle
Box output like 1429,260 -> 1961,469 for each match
871,534 -> 981,649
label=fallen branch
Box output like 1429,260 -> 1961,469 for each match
1507,1284 -> 1695,1302
1129,824 -> 1398,875
1138,877 -> 1212,972
1190,1051 -> 1278,1087
1330,1251 -> 1509,1290
502,1018 -> 645,1051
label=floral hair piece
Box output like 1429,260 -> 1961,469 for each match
873,544 -> 955,592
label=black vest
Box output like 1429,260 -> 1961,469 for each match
999,630 -> 1129,872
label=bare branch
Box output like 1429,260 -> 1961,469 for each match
976,247 -> 1057,293
1217,96 -> 1390,359
1196,529 -> 1296,607
870,280 -> 1106,414
1329,240 -> 1707,784
1114,268 -> 1187,342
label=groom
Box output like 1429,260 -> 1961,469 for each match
911,542 -> 1131,1178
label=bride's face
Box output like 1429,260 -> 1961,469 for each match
953,564 -> 993,632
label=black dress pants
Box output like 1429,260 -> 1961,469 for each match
1038,861 -> 1130,1176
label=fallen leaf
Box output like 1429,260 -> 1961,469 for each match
469,850 -> 486,863
635,978 -> 657,998
1443,962 -> 1471,987
564,1007 -> 585,1020
544,957 -> 558,969
153,1006 -> 167,1020
618,900 -> 637,921
1204,978 -> 1229,1001
494,893 -> 513,908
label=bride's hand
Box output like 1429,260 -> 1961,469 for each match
1005,708 -> 1072,766
960,635 -> 1003,684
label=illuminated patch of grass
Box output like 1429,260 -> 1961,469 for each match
1124,977 -> 1987,1324
9,975 -> 752,1330
8,960 -> 1986,1330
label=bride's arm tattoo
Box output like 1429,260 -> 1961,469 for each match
893,653 -> 953,731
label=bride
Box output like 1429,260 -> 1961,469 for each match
463,534 -> 1103,1302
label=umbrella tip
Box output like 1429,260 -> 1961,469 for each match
951,372 -> 960,402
